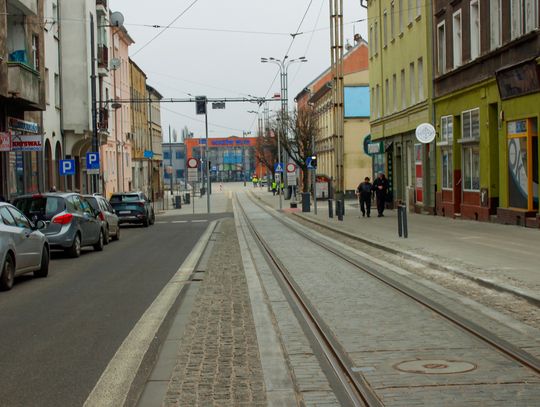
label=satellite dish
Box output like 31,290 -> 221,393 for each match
110,11 -> 125,27
110,58 -> 121,70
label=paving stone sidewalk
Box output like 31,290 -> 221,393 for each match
164,219 -> 267,407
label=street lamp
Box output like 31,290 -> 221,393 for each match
260,56 -> 307,209
242,131 -> 251,186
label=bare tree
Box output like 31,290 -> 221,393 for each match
255,128 -> 279,180
269,107 -> 317,192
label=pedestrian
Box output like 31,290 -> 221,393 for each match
280,181 -> 284,195
372,173 -> 389,217
252,176 -> 258,187
356,177 -> 373,217
271,180 -> 277,195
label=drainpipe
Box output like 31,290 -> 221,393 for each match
427,0 -> 437,213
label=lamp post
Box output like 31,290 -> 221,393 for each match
242,131 -> 251,186
260,56 -> 307,210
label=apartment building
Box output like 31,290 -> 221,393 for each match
368,0 -> 435,213
0,0 -> 46,200
433,0 -> 540,226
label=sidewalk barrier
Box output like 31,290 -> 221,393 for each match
397,205 -> 408,238
174,195 -> 182,209
328,199 -> 334,218
301,193 -> 310,212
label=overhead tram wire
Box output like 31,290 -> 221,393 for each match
161,105 -> 244,133
131,0 -> 200,57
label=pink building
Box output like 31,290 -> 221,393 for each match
101,24 -> 134,197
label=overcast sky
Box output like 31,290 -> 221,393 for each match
110,0 -> 368,141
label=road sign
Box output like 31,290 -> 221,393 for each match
306,157 -> 314,169
287,172 -> 297,186
86,152 -> 100,175
274,162 -> 284,173
286,163 -> 296,173
187,168 -> 198,182
59,159 -> 76,176
143,150 -> 154,159
187,157 -> 199,168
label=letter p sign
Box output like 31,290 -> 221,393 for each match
86,152 -> 100,170
60,159 -> 76,176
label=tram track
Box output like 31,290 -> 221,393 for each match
237,192 -> 540,396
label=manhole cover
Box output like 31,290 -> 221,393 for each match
394,359 -> 476,374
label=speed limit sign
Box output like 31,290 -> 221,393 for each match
187,157 -> 199,168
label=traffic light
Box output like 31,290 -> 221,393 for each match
310,155 -> 317,169
195,96 -> 207,115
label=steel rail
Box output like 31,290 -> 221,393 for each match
235,194 -> 383,407
244,192 -> 540,377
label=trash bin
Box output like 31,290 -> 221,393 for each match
302,193 -> 311,212
174,195 -> 182,209
184,193 -> 190,205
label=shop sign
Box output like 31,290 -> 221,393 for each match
11,133 -> 43,152
368,141 -> 384,155
415,123 -> 436,144
0,132 -> 12,152
8,117 -> 39,134
496,59 -> 540,100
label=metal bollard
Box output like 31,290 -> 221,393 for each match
328,199 -> 334,218
397,206 -> 403,237
402,205 -> 408,238
337,200 -> 343,221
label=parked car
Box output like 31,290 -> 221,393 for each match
84,194 -> 120,243
13,193 -> 105,258
109,192 -> 155,227
0,202 -> 49,291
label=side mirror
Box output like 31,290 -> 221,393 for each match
36,220 -> 47,230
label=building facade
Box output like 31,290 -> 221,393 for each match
0,0 -> 46,200
147,85 -> 163,202
296,39 -> 372,193
433,0 -> 540,226
368,0 -> 435,212
162,142 -> 185,190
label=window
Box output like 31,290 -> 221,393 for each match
441,116 -> 454,143
0,207 -> 16,226
385,78 -> 390,114
164,172 -> 171,179
54,73 -> 60,108
376,84 -> 380,118
371,87 -> 375,115
390,2 -> 395,40
409,62 -> 416,105
417,58 -> 424,101
470,1 -> 480,60
401,69 -> 406,109
452,10 -> 462,69
399,0 -> 404,33
369,25 -> 374,55
462,108 -> 480,140
175,150 -> 184,159
437,22 -> 446,74
32,35 -> 39,70
416,0 -> 421,17
7,207 -> 31,229
176,169 -> 184,178
441,149 -> 453,189
525,0 -> 539,32
374,20 -> 379,53
383,11 -> 388,47
164,151 -> 170,160
463,146 -> 480,190
490,0 -> 502,50
392,74 -> 397,112
45,68 -> 50,105
513,0 -> 539,38
408,0 -> 413,24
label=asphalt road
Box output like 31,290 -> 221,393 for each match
0,213 -> 228,407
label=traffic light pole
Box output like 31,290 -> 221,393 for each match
204,101 -> 210,214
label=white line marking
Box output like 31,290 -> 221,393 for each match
172,220 -> 188,224
83,221 -> 217,407
191,220 -> 208,223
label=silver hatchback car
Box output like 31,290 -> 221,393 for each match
13,193 -> 104,258
0,202 -> 49,291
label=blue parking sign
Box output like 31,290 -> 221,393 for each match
59,159 -> 76,176
86,152 -> 100,170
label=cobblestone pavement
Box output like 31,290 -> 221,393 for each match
164,219 -> 267,407
237,193 -> 540,406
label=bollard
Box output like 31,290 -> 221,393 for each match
337,200 -> 343,221
328,199 -> 334,218
397,206 -> 403,237
402,205 -> 408,238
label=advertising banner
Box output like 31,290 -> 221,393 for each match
0,132 -> 11,152
11,133 -> 43,152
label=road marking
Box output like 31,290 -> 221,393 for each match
191,220 -> 208,223
83,221 -> 217,407
156,221 -> 168,224
172,220 -> 188,224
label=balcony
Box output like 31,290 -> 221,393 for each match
7,0 -> 37,15
7,62 -> 41,107
97,45 -> 109,69
98,108 -> 109,131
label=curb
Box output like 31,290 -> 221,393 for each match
248,191 -> 540,307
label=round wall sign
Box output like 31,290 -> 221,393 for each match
416,123 -> 436,144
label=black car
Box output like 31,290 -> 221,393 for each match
109,192 -> 155,227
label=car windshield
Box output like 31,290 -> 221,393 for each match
13,196 -> 66,221
110,194 -> 140,203
85,197 -> 100,212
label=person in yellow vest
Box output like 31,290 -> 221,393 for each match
271,181 -> 277,195
252,176 -> 258,187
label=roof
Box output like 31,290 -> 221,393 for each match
146,85 -> 164,100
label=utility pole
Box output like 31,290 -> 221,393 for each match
204,101 -> 210,214
90,14 -> 98,194
169,125 -> 173,195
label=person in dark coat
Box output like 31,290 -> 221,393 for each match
372,173 -> 389,217
356,177 -> 373,217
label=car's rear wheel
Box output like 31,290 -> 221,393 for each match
34,247 -> 49,278
143,217 -> 149,227
104,226 -> 110,245
94,230 -> 105,251
112,226 -> 120,241
149,212 -> 155,225
66,234 -> 81,258
0,254 -> 15,291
